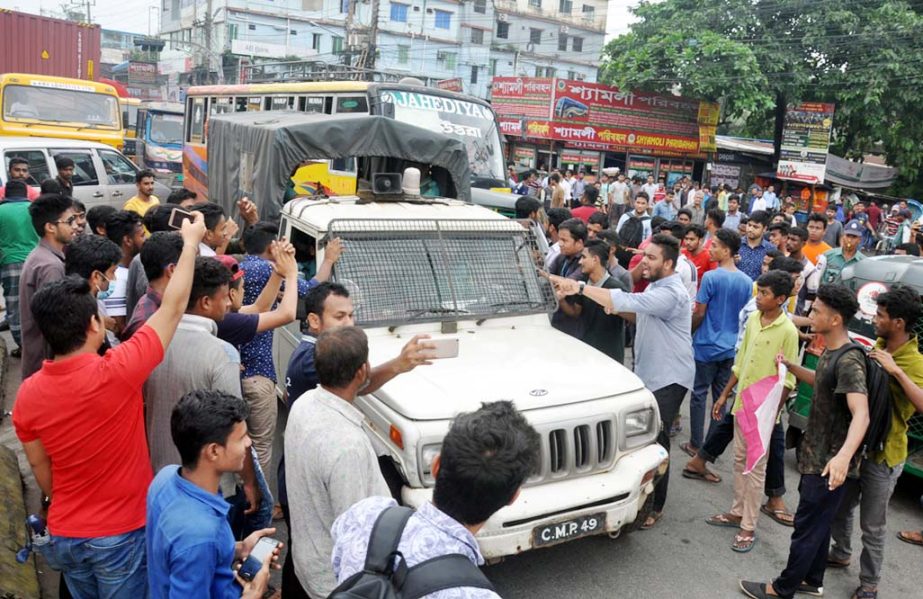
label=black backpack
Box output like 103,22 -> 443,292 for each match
619,214 -> 647,250
327,506 -> 496,599
829,343 -> 893,457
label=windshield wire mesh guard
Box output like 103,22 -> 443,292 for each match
327,218 -> 557,327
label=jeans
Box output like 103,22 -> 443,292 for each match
36,527 -> 146,599
772,475 -> 847,598
829,459 -> 904,588
689,358 -> 733,449
1,262 -> 23,346
652,383 -> 689,512
699,411 -> 787,497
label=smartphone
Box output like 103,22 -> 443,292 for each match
168,207 -> 194,229
238,537 -> 280,582
428,338 -> 459,359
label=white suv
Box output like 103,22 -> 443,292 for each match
274,195 -> 668,558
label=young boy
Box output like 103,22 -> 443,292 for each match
706,270 -> 799,552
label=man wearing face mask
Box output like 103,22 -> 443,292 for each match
64,235 -> 123,351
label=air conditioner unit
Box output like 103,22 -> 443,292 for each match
559,25 -> 569,33
497,13 -> 508,22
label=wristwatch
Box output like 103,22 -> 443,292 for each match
578,281 -> 586,295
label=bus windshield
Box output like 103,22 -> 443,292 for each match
378,89 -> 504,182
3,84 -> 120,129
148,112 -> 183,146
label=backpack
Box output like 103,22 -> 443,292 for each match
619,214 -> 647,250
828,343 -> 893,457
328,506 -> 496,599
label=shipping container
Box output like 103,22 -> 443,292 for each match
0,9 -> 101,80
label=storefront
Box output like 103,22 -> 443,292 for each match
491,77 -> 717,180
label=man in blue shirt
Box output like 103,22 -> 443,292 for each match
238,222 -> 341,475
147,389 -> 279,599
738,210 -> 774,281
683,229 -> 753,457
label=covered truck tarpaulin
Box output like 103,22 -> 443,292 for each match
207,111 -> 472,222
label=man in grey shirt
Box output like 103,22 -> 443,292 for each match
549,233 -> 694,530
824,204 -> 844,247
285,326 -> 392,598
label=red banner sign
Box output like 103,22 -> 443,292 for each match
490,77 -> 553,119
498,118 -> 522,136
436,78 -> 463,92
523,120 -> 700,153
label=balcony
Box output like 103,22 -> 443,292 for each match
493,0 -> 607,33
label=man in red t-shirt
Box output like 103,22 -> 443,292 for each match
683,224 -> 714,287
12,212 -> 206,596
571,186 -> 600,223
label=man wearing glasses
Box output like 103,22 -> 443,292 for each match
19,193 -> 77,378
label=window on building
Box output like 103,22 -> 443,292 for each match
248,24 -> 256,30
471,28 -> 484,44
535,66 -> 556,77
228,24 -> 238,40
434,10 -> 451,29
397,44 -> 410,64
572,36 -> 583,51
582,4 -> 595,17
332,36 -> 344,54
290,29 -> 297,35
559,0 -> 572,13
470,65 -> 478,84
558,33 -> 568,51
438,51 -> 457,70
390,3 -> 409,22
567,70 -> 577,79
340,0 -> 349,13
528,0 -> 541,7
312,33 -> 321,50
474,0 -> 487,14
496,21 -> 509,39
489,58 -> 498,76
529,28 -> 542,44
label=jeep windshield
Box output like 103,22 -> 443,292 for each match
327,218 -> 556,327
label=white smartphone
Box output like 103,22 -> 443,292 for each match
238,536 -> 279,581
428,338 -> 459,359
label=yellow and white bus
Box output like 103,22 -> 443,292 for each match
0,73 -> 123,149
182,80 -> 511,212
119,97 -> 141,158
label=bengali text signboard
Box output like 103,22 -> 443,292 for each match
490,77 -> 554,119
776,102 -> 835,184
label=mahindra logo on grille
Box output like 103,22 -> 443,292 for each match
529,389 -> 548,397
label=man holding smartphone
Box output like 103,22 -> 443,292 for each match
146,389 -> 280,598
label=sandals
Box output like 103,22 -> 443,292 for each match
679,442 -> 699,458
760,504 -> 795,527
705,513 -> 741,528
682,467 -> 721,484
640,511 -> 663,530
826,556 -> 850,568
897,530 -> 923,546
732,533 -> 757,553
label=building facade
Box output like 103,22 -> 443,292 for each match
157,0 -> 606,99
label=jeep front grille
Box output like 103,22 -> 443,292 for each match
531,419 -> 616,484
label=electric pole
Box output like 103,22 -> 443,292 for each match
344,0 -> 357,67
365,0 -> 380,75
204,0 -> 214,83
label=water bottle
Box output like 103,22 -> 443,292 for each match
15,514 -> 49,564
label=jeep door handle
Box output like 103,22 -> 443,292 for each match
92,192 -> 104,198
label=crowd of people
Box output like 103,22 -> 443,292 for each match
522,170 -> 923,599
1,152 -> 922,599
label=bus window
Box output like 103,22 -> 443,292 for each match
335,96 -> 368,114
300,96 -> 324,114
210,97 -> 234,115
235,97 -> 248,112
189,98 -> 205,143
330,157 -> 356,173
247,97 -> 262,112
267,96 -> 294,111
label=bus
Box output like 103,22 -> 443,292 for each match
133,102 -> 184,187
120,97 -> 141,158
183,80 -> 514,213
0,73 -> 123,149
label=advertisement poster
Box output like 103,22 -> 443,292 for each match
436,78 -> 463,92
710,163 -> 741,189
490,77 -> 554,119
776,102 -> 835,184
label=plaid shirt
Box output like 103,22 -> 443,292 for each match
122,288 -> 162,341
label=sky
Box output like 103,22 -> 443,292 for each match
1,0 -> 640,37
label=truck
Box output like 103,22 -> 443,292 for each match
208,110 -> 670,557
0,10 -> 100,80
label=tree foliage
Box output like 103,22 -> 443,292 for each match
600,0 -> 923,192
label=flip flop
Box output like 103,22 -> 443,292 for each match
682,467 -> 721,484
732,533 -> 757,553
705,513 -> 741,529
640,511 -> 663,530
897,530 -> 923,546
826,557 -> 850,568
760,504 -> 795,527
679,442 -> 699,458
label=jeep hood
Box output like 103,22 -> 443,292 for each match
366,321 -> 646,420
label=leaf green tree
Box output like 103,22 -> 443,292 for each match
600,0 -> 923,192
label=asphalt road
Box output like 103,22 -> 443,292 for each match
3,326 -> 922,599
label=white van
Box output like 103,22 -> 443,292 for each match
274,195 -> 669,558
0,137 -> 170,209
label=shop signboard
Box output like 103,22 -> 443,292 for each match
128,61 -> 157,84
776,102 -> 835,184
710,163 -> 741,189
523,120 -> 700,153
436,78 -> 463,92
490,77 -> 554,119
560,150 -> 600,171
512,147 -> 534,166
499,118 -> 522,136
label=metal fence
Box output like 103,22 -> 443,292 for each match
328,218 -> 556,327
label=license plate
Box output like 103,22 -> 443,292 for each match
532,512 -> 606,547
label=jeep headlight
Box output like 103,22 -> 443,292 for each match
622,408 -> 655,449
419,443 -> 442,486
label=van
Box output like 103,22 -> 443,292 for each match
274,195 -> 669,559
0,137 -> 170,209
